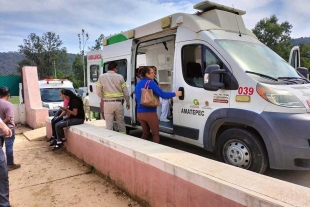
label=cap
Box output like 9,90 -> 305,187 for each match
0,87 -> 10,96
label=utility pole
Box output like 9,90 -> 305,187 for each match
78,29 -> 89,87
53,61 -> 56,78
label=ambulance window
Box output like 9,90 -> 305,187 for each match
182,44 -> 224,88
182,45 -> 204,87
103,59 -> 127,81
90,65 -> 99,82
202,45 -> 224,69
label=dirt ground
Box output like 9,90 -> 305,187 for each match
8,127 -> 143,207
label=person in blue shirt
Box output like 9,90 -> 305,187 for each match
135,66 -> 182,143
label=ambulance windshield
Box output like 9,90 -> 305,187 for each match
216,40 -> 299,80
40,88 -> 75,102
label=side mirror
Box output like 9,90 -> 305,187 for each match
203,65 -> 226,91
297,67 -> 309,79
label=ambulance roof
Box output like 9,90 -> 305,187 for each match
39,79 -> 74,89
103,1 -> 252,46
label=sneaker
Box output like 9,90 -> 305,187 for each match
7,163 -> 21,171
49,139 -> 57,147
52,143 -> 64,151
46,136 -> 56,142
160,119 -> 170,122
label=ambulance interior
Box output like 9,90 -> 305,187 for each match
135,36 -> 175,131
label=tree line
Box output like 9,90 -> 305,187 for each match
11,15 -> 310,88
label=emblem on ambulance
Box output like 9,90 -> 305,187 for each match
202,101 -> 211,109
190,99 -> 200,108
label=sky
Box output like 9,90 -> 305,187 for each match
0,0 -> 309,54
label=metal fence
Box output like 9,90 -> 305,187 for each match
0,76 -> 21,96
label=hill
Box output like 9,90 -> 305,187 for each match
292,37 -> 310,46
0,52 -> 77,76
0,52 -> 25,75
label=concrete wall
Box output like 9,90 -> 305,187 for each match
22,66 -> 48,129
12,104 -> 26,124
46,118 -> 310,207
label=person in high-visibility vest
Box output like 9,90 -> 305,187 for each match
96,61 -> 130,134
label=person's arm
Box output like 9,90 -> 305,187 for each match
64,99 -> 78,116
66,108 -> 78,116
120,76 -> 130,109
2,116 -> 11,124
0,118 -> 12,137
96,76 -> 104,99
3,104 -> 13,124
149,81 -> 178,99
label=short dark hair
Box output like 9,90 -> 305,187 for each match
141,66 -> 152,77
108,61 -> 117,70
0,86 -> 10,97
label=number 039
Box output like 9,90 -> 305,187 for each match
238,87 -> 254,95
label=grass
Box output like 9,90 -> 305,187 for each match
8,96 -> 20,104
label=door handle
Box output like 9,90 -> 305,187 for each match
178,87 -> 184,100
90,85 -> 93,92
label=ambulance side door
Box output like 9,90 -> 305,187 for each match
173,41 -> 231,147
87,54 -> 102,113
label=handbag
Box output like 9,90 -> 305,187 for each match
140,80 -> 160,107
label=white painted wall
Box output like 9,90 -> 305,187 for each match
13,104 -> 26,124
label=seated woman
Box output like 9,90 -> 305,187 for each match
53,89 -> 85,150
48,89 -> 69,144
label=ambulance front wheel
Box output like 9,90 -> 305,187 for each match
215,128 -> 268,174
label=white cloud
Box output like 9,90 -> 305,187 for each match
0,0 -> 309,53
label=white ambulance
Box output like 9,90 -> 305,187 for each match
87,1 -> 310,173
39,79 -> 75,116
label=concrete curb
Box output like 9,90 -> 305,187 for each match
46,119 -> 310,207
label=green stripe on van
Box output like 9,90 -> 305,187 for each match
107,34 -> 128,45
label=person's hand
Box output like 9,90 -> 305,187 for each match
175,91 -> 182,97
59,106 -> 67,111
0,122 -> 12,138
126,103 -> 130,110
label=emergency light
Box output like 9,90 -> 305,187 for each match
43,78 -> 67,84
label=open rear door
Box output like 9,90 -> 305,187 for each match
288,46 -> 300,69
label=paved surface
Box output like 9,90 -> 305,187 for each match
9,126 -> 142,207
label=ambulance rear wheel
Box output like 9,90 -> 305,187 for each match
215,128 -> 268,174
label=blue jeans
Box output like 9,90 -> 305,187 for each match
55,118 -> 84,141
0,149 -> 9,207
0,128 -> 15,165
51,116 -> 63,138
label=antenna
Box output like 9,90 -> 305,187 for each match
232,5 -> 242,37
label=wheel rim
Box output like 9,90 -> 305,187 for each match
223,140 -> 251,169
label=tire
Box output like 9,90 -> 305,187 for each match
215,128 -> 268,174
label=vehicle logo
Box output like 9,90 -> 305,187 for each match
193,99 -> 199,105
